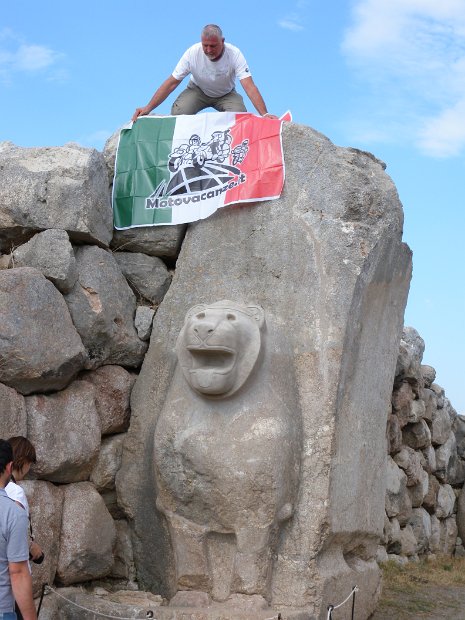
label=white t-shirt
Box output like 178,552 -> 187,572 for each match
5,480 -> 29,517
172,42 -> 251,98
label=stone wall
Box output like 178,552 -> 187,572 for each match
0,128 -> 461,619
381,326 -> 465,564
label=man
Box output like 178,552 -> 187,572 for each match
132,24 -> 277,121
0,440 -> 37,620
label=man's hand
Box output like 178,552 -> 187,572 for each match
262,113 -> 279,120
132,106 -> 152,122
29,541 -> 43,561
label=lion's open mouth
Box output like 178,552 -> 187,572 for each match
187,346 -> 236,375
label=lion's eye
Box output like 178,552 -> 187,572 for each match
226,313 -> 236,321
196,312 -> 205,319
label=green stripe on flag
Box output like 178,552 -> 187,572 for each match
113,117 -> 177,228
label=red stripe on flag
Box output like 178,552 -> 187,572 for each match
225,114 -> 284,206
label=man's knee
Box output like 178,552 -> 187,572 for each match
171,88 -> 205,115
215,91 -> 247,112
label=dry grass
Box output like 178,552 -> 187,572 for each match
382,555 -> 465,589
372,556 -> 465,618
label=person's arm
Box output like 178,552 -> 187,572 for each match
239,76 -> 278,119
9,560 -> 37,620
132,75 -> 181,121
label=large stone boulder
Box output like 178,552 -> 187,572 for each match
0,267 -> 87,394
111,225 -> 187,259
64,245 -> 147,369
0,142 -> 112,251
113,251 -> 171,304
11,229 -> 78,293
56,482 -> 116,585
20,480 -> 64,597
26,380 -> 101,483
0,383 -> 27,437
118,123 -> 412,618
77,365 -> 135,434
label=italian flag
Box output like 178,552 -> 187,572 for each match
112,111 -> 290,228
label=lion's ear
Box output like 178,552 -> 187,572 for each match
185,304 -> 206,320
247,305 -> 265,328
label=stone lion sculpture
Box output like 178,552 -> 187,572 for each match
153,300 -> 301,603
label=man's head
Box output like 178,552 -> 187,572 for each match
0,439 -> 13,486
201,24 -> 225,61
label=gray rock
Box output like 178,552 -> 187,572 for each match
64,245 -> 147,369
439,516 -> 458,555
422,445 -> 437,474
422,474 -> 440,514
20,480 -> 64,597
399,524 -> 417,557
78,365 -> 135,434
110,520 -> 136,580
11,229 -> 78,293
0,142 -> 112,251
420,387 -> 437,422
385,517 -> 401,554
421,365 -> 436,388
0,267 -> 87,394
90,434 -> 125,492
0,382 -> 26,437
436,483 -> 456,519
393,446 -> 423,486
111,225 -> 187,259
26,380 -> 101,483
455,414 -> 465,459
458,486 -> 465,544
46,587 -> 162,620
407,469 -> 429,508
113,251 -> 171,304
409,507 -> 432,554
118,123 -> 411,615
402,419 -> 431,450
395,327 -> 425,382
135,305 -> 156,341
435,432 -> 456,482
431,383 -> 445,409
56,482 -> 116,585
391,381 -> 415,428
430,514 -> 441,554
431,407 -> 452,446
387,413 -> 403,454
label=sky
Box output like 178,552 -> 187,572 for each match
1,0 -> 464,412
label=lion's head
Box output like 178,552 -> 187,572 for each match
176,300 -> 265,397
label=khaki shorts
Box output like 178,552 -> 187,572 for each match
171,82 -> 247,115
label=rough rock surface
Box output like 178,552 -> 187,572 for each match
0,142 -> 112,250
56,482 -> 116,585
11,229 -> 78,293
26,380 -> 101,483
113,251 -> 171,304
64,245 -> 147,369
118,123 -> 412,618
0,382 -> 27,437
111,225 -> 187,259
20,480 -> 64,597
0,267 -> 87,394
77,365 -> 135,434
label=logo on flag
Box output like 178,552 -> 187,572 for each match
145,129 -> 250,210
112,111 -> 290,228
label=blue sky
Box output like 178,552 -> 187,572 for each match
1,1 -> 464,412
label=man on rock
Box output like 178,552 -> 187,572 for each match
132,24 -> 277,120
0,440 -> 37,620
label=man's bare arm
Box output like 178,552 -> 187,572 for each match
132,76 -> 181,121
9,560 -> 37,620
239,76 -> 278,119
